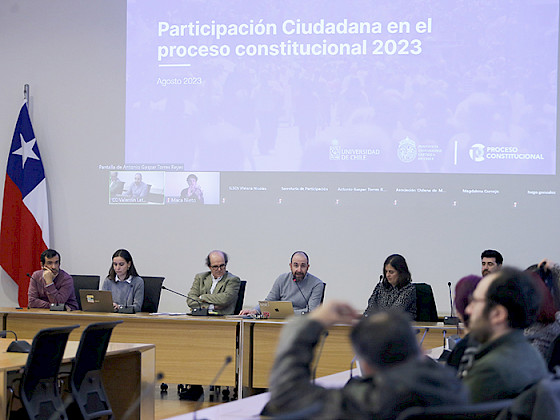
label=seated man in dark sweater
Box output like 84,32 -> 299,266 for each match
264,302 -> 469,419
462,267 -> 548,402
28,249 -> 79,311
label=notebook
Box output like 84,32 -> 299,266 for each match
79,290 -> 114,312
258,301 -> 294,319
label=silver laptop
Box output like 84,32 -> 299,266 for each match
79,290 -> 114,312
259,301 -> 294,319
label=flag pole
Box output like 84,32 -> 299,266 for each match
23,84 -> 29,103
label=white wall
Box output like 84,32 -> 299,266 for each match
0,0 -> 559,314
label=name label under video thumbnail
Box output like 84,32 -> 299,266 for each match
165,171 -> 221,205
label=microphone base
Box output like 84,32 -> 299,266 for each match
49,303 -> 65,311
117,306 -> 135,314
191,308 -> 209,316
179,384 -> 204,401
7,340 -> 31,353
443,316 -> 460,325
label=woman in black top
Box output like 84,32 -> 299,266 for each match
364,254 -> 416,318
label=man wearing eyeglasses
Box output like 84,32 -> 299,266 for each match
461,267 -> 547,403
187,250 -> 241,315
239,251 -> 325,316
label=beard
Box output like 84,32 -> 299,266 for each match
469,317 -> 493,343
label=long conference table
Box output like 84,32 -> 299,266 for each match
0,308 -> 462,398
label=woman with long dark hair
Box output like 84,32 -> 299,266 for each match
102,249 -> 144,312
363,254 -> 416,318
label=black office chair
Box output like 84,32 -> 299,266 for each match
395,399 -> 513,420
547,334 -> 560,372
72,275 -> 101,310
413,283 -> 439,322
233,280 -> 247,315
141,276 -> 164,313
320,283 -> 327,303
66,321 -> 123,420
496,374 -> 560,419
12,324 -> 79,420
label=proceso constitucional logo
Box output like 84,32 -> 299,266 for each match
469,144 -> 485,162
397,137 -> 417,163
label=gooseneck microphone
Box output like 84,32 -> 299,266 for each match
444,281 -> 459,325
162,285 -> 187,298
294,275 -> 310,314
1,330 -> 31,353
193,356 -> 233,420
349,355 -> 357,380
311,330 -> 329,383
187,296 -> 208,316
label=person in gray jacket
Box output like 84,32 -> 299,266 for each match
264,301 -> 469,420
240,251 -> 324,315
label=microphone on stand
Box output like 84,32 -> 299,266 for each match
1,330 -> 31,353
349,355 -> 357,381
187,296 -> 208,316
311,330 -> 329,383
444,281 -> 459,325
294,275 -> 310,314
163,286 -> 209,315
192,356 -> 233,420
162,285 -> 187,298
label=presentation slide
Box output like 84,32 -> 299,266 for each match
126,0 -> 557,174
115,0 -> 559,208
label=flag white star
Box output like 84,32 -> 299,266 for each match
12,134 -> 40,168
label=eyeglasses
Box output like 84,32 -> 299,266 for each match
210,264 -> 226,270
468,295 -> 488,305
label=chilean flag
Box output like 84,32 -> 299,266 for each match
0,101 -> 50,307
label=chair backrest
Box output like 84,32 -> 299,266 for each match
320,283 -> 327,303
72,275 -> 101,310
395,399 -> 513,420
547,334 -> 560,372
69,321 -> 123,419
20,324 -> 80,420
495,374 -> 560,420
141,276 -> 164,313
234,280 -> 247,315
413,283 -> 439,322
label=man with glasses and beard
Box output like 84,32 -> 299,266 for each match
462,267 -> 547,402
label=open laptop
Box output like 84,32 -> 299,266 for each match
79,290 -> 114,312
258,301 -> 294,319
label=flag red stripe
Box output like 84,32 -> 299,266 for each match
0,175 -> 46,307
